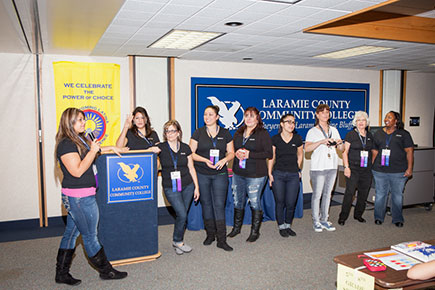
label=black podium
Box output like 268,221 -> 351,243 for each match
96,151 -> 160,265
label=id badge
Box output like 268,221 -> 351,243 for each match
360,150 -> 368,168
239,159 -> 246,169
171,171 -> 182,192
92,164 -> 98,175
210,149 -> 220,165
381,149 -> 390,166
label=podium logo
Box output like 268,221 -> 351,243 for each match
117,162 -> 143,183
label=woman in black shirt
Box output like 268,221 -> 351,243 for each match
372,111 -> 414,227
268,113 -> 303,237
157,120 -> 200,255
190,105 -> 234,251
338,111 -> 373,226
55,108 -> 127,285
228,107 -> 272,243
116,106 -> 159,150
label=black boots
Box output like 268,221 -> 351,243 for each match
55,248 -> 81,286
203,219 -> 216,245
89,247 -> 128,280
215,220 -> 233,251
227,208 -> 244,238
246,209 -> 263,243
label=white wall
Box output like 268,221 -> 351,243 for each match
174,59 -> 381,192
404,72 -> 435,147
41,55 -> 130,219
0,53 -> 39,222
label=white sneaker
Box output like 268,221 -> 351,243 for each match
320,221 -> 336,232
313,223 -> 323,233
173,242 -> 192,253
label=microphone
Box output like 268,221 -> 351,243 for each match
85,128 -> 96,141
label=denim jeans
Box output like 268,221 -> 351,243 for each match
164,183 -> 194,243
271,170 -> 300,225
339,166 -> 372,221
310,169 -> 337,224
59,194 -> 102,257
372,170 -> 408,223
232,174 -> 267,211
197,172 -> 228,221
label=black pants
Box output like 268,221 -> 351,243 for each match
339,166 -> 372,221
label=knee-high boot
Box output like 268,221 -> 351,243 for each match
227,208 -> 244,238
55,248 -> 81,286
89,247 -> 128,280
246,209 -> 263,243
215,220 -> 233,251
203,219 -> 216,245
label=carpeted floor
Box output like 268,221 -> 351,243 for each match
1,204 -> 434,290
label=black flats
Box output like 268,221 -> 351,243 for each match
338,220 -> 345,226
375,220 -> 383,225
354,217 -> 366,223
395,222 -> 404,228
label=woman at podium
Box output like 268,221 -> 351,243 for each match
55,108 -> 128,286
157,120 -> 200,255
116,106 -> 160,150
189,105 -> 235,251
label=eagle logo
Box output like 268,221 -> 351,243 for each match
207,96 -> 243,130
117,162 -> 141,183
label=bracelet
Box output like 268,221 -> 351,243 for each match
344,166 -> 349,169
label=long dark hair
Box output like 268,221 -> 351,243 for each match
278,113 -> 297,134
55,108 -> 89,157
236,107 -> 264,135
389,111 -> 404,130
131,106 -> 153,138
314,104 -> 330,126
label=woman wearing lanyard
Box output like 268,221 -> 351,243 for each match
189,105 -> 235,251
268,113 -> 303,237
55,108 -> 127,286
116,106 -> 160,150
305,104 -> 344,233
228,107 -> 272,243
157,120 -> 200,254
372,111 -> 414,227
338,111 -> 373,226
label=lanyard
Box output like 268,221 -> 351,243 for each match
319,124 -> 332,139
356,129 -> 367,150
385,133 -> 393,148
206,126 -> 219,148
167,142 -> 179,170
78,136 -> 91,151
138,130 -> 152,146
242,133 -> 251,147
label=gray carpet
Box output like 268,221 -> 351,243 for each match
1,205 -> 434,290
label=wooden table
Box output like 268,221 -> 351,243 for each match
334,239 -> 435,290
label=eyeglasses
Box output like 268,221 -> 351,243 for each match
282,120 -> 295,124
165,129 -> 178,134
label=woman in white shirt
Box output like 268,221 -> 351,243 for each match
305,104 -> 344,233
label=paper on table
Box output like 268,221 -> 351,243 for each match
364,250 -> 421,271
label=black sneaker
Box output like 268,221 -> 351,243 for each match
279,229 -> 290,237
286,228 -> 297,237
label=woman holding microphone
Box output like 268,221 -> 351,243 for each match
228,107 -> 272,243
55,108 -> 127,286
116,106 -> 159,150
268,113 -> 303,237
190,105 -> 235,251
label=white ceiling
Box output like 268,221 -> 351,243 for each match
2,0 -> 435,72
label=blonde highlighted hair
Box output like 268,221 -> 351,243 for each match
55,107 -> 89,157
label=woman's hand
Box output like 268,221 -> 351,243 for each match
404,169 -> 413,177
344,167 -> 351,178
205,159 -> 215,169
124,114 -> 133,129
268,174 -> 274,187
112,146 -> 129,157
150,146 -> 161,154
90,140 -> 101,153
214,159 -> 226,170
236,149 -> 249,160
193,187 -> 200,202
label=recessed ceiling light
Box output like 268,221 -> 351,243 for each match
225,22 -> 243,27
314,46 -> 394,59
243,57 -> 253,61
261,0 -> 302,4
149,30 -> 224,50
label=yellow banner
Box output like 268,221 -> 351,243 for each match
54,61 -> 120,146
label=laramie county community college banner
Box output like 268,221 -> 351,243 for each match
192,77 -> 369,139
54,61 -> 120,146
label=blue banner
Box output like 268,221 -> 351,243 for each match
192,77 -> 369,139
106,154 -> 154,203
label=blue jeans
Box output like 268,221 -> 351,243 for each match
197,172 -> 228,221
310,169 -> 337,224
164,183 -> 194,243
59,194 -> 102,257
232,174 -> 267,211
271,170 -> 300,225
372,170 -> 408,223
